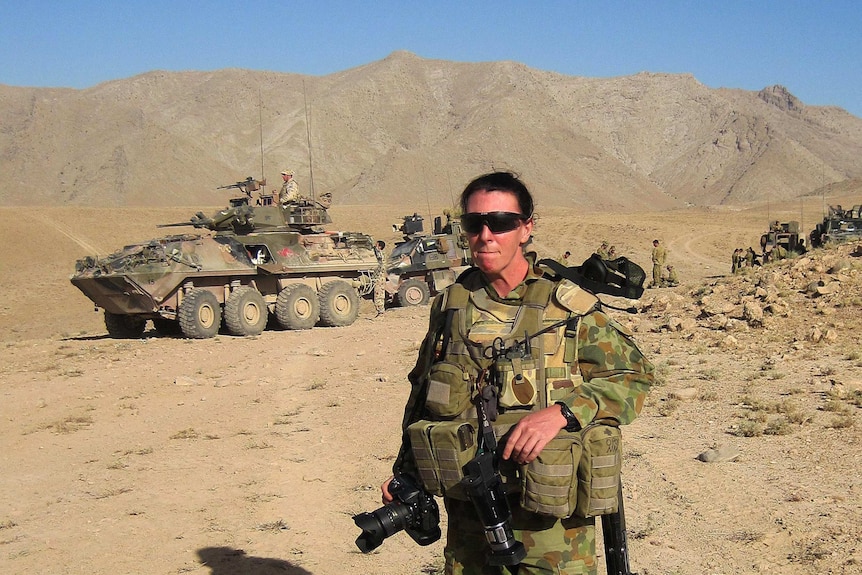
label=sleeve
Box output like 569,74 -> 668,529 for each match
393,293 -> 446,475
560,309 -> 654,427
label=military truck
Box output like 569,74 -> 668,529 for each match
760,220 -> 805,257
384,213 -> 472,307
71,178 -> 379,339
809,204 -> 862,248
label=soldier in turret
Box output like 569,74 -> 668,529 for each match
279,169 -> 302,206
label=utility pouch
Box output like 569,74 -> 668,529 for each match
425,362 -> 475,418
407,420 -> 477,500
518,429 -> 583,518
575,423 -> 622,517
495,358 -> 538,409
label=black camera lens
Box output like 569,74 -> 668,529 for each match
353,501 -> 413,553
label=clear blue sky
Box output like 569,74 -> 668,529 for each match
2,1 -> 860,117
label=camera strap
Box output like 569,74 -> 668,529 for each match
475,369 -> 499,453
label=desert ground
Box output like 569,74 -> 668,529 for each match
1,198 -> 860,575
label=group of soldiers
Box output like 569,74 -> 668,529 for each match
557,239 -> 679,289
731,246 -> 762,273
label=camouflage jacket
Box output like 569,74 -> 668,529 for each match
394,259 -> 654,476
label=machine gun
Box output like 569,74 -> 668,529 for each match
217,177 -> 269,207
217,176 -> 266,195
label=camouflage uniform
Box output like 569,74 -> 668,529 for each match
650,240 -> 667,287
595,242 -> 609,260
395,256 -> 654,575
373,243 -> 387,314
279,171 -> 302,205
663,265 -> 679,287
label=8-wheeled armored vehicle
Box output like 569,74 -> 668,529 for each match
71,178 -> 379,338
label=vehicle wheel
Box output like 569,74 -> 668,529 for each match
318,280 -> 360,327
104,311 -> 146,339
275,284 -> 320,330
152,317 -> 182,336
224,286 -> 268,336
397,278 -> 431,307
178,289 -> 222,339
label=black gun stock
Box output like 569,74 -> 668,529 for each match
601,484 -> 636,575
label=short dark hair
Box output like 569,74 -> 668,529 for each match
459,171 -> 534,218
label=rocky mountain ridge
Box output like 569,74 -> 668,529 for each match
2,50 -> 861,209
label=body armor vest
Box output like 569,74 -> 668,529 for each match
424,272 -> 599,420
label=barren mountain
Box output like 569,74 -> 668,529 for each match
2,51 -> 861,209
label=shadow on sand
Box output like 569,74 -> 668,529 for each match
197,547 -> 313,575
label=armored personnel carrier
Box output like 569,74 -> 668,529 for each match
384,213 -> 472,307
809,204 -> 862,248
71,178 -> 379,338
759,220 -> 805,256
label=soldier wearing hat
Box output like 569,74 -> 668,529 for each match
279,169 -> 302,206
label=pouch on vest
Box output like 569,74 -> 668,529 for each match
425,361 -> 474,419
575,423 -> 622,517
517,429 -> 583,518
495,357 -> 538,409
406,420 -> 477,499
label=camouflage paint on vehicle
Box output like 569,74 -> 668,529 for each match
71,178 -> 379,339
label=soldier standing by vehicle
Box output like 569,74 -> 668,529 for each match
380,171 -> 654,575
278,169 -> 301,206
731,248 -> 742,274
746,246 -> 758,267
373,240 -> 387,317
650,239 -> 667,287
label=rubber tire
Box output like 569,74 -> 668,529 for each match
104,311 -> 146,339
318,280 -> 360,327
397,278 -> 431,307
275,284 -> 320,330
152,317 -> 182,336
178,289 -> 222,339
224,286 -> 268,336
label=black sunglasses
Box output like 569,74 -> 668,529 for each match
460,211 -> 528,234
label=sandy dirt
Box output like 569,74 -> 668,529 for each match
1,201 -> 861,575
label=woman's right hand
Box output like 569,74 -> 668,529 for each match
381,475 -> 395,503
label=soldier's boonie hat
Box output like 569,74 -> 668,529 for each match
281,169 -> 295,176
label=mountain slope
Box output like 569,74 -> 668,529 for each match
1,51 -> 860,208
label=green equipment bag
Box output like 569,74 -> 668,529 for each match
518,429 -> 583,518
407,420 -> 477,499
575,422 -> 622,517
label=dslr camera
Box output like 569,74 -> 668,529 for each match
353,474 -> 441,553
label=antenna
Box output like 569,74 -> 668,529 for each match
259,87 -> 265,193
422,163 -> 432,222
303,79 -> 316,202
447,171 -> 456,212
